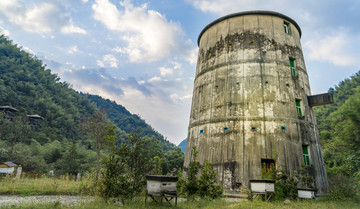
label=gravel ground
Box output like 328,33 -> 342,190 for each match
0,195 -> 93,207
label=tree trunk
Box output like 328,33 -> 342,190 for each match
96,149 -> 100,180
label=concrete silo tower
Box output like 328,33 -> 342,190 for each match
184,11 -> 332,195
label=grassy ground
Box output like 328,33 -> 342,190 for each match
1,198 -> 359,209
0,174 -> 82,196
1,176 -> 359,208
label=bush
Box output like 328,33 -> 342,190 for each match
328,175 -> 360,201
179,146 -> 223,199
99,129 -> 148,204
198,161 -> 223,199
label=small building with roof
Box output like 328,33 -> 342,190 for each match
0,161 -> 17,174
27,114 -> 44,126
0,106 -> 19,120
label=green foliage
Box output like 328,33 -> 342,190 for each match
260,151 -> 314,200
163,147 -> 184,175
84,93 -> 175,151
274,171 -> 298,200
327,175 -> 360,201
0,35 -> 176,177
179,146 -> 223,199
181,146 -> 202,198
315,72 -> 360,178
314,71 -> 360,199
151,156 -> 163,175
79,110 -> 116,179
198,161 -> 224,199
100,129 -> 148,204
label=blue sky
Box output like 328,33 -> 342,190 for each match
0,0 -> 359,145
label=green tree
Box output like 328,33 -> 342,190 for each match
180,146 -> 223,199
0,113 -> 32,160
182,146 -> 202,198
198,161 -> 224,199
163,147 -> 184,175
100,129 -> 148,204
151,156 -> 163,175
79,110 -> 116,179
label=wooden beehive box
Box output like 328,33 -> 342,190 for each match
250,180 -> 275,193
146,175 -> 178,195
297,188 -> 315,199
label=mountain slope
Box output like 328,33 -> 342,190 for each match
0,35 -> 96,143
177,138 -> 187,153
83,93 -> 175,151
314,71 -> 360,178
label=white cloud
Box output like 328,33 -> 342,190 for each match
97,54 -> 119,68
186,0 -> 278,14
170,61 -> 181,70
0,1 -> 86,35
170,93 -> 192,103
148,76 -> 162,83
186,47 -> 198,65
304,30 -> 360,66
92,0 -> 191,62
68,45 -> 79,54
22,46 -> 36,55
0,27 -> 10,36
61,20 -> 87,34
159,67 -> 174,77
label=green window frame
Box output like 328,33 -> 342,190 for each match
296,99 -> 302,117
290,58 -> 296,76
302,145 -> 310,166
284,22 -> 290,34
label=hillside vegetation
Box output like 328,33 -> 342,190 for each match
314,71 -> 360,199
0,35 -> 176,174
84,93 -> 174,151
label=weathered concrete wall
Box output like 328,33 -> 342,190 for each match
184,11 -> 329,195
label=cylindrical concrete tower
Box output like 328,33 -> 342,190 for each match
184,11 -> 329,195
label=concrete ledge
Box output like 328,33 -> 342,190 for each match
308,93 -> 333,107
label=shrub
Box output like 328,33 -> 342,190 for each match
328,175 -> 360,201
180,146 -> 223,199
99,129 -> 148,204
198,161 -> 223,199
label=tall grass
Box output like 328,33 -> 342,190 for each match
0,173 -> 82,196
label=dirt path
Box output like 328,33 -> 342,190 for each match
0,195 -> 93,207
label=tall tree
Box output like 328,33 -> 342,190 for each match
79,110 -> 116,179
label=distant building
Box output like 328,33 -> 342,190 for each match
0,106 -> 18,120
27,114 -> 44,126
0,161 -> 17,174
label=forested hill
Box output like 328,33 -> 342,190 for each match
314,71 -> 360,178
0,35 -> 96,143
0,35 -> 175,173
83,93 -> 174,151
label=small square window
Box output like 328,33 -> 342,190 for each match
289,58 -> 296,76
296,99 -> 302,117
284,22 -> 291,34
261,159 -> 276,173
302,145 -> 310,166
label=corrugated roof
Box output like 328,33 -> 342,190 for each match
27,114 -> 44,120
3,161 -> 17,167
0,106 -> 19,112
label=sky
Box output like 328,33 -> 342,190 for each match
0,0 -> 359,145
